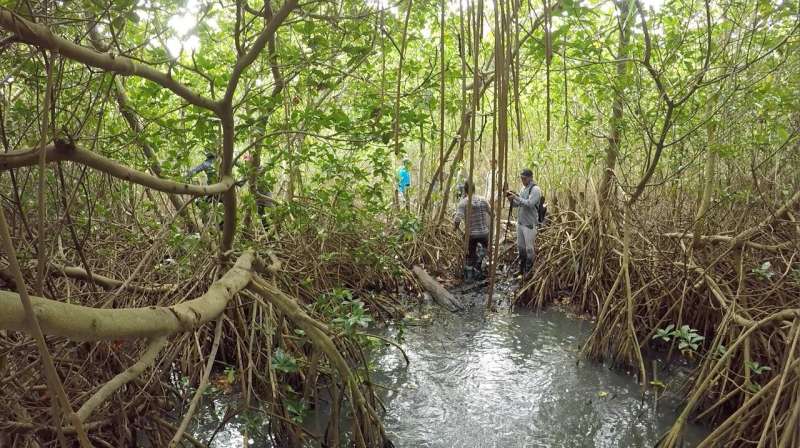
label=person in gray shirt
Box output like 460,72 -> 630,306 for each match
506,168 -> 542,276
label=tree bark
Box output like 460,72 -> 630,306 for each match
597,0 -> 632,211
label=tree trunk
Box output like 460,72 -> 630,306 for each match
597,0 -> 632,212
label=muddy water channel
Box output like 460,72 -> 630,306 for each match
196,290 -> 708,447
375,306 -> 707,447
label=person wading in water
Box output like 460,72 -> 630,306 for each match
454,180 -> 493,281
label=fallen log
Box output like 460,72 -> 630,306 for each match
412,266 -> 463,312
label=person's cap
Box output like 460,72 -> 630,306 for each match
402,157 -> 411,164
205,152 -> 216,159
520,169 -> 533,177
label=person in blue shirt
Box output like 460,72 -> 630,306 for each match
186,152 -> 224,228
396,158 -> 412,210
186,152 -> 218,184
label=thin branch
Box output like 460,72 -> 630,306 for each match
167,319 -> 222,448
0,195 -> 92,447
48,262 -> 175,293
76,336 -> 168,422
0,8 -> 217,111
222,0 -> 298,106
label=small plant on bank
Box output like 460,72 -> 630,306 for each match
746,360 -> 772,375
285,397 -> 308,424
271,348 -> 299,373
242,409 -> 266,439
314,288 -> 374,335
752,261 -> 775,281
332,299 -> 373,335
791,267 -> 800,283
654,324 -> 705,355
745,361 -> 771,394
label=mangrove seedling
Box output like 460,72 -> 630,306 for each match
654,324 -> 705,354
271,348 -> 299,374
752,261 -> 775,281
745,361 -> 772,376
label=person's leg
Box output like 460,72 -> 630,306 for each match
475,235 -> 488,278
464,235 -> 478,280
468,236 -> 479,262
522,226 -> 537,273
516,225 -> 527,275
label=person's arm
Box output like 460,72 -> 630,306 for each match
185,160 -> 210,179
505,188 -> 519,207
515,186 -> 541,208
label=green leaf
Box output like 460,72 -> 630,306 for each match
271,348 -> 299,373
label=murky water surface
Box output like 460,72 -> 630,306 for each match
374,305 -> 706,447
196,286 -> 707,447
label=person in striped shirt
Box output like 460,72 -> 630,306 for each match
453,180 -> 493,279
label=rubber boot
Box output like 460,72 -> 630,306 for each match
463,258 -> 475,282
471,258 -> 484,281
516,254 -> 527,277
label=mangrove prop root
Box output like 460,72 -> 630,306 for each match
248,277 -> 387,448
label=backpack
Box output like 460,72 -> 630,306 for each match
537,195 -> 547,224
530,183 -> 547,224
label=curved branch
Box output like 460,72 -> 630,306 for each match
76,336 -> 168,422
222,0 -> 298,105
633,0 -> 671,105
0,251 -> 255,341
0,8 -> 217,112
0,141 -> 234,196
